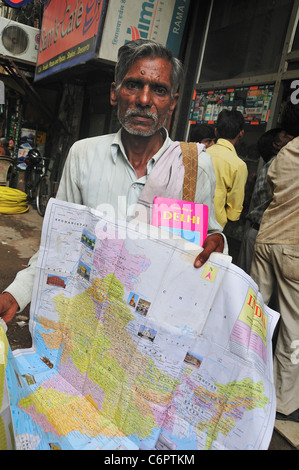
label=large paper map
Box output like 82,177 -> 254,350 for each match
3,199 -> 279,450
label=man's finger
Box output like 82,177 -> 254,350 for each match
194,233 -> 224,268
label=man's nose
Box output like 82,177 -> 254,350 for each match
137,85 -> 152,106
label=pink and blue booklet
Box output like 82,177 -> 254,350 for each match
152,197 -> 208,247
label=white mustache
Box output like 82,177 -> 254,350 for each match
124,109 -> 158,123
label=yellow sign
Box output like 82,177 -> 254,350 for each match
239,288 -> 267,346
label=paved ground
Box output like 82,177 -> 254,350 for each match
0,206 -> 41,350
0,205 -> 297,450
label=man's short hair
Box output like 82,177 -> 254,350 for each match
114,39 -> 184,97
190,124 -> 215,142
257,128 -> 283,163
216,109 -> 245,139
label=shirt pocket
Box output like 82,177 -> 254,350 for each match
282,246 -> 299,282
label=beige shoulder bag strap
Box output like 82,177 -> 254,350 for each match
180,142 -> 198,202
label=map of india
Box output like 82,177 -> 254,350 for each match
21,273 -> 180,440
3,199 -> 279,450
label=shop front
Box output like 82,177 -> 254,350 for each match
2,0 -> 299,233
32,0 -> 191,181
173,0 -> 299,259
1,0 -> 192,190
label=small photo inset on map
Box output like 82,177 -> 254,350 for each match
49,442 -> 62,450
77,260 -> 91,280
46,274 -> 67,289
127,292 -> 139,308
135,298 -> 151,317
22,373 -> 36,386
137,325 -> 157,342
41,356 -> 54,369
184,351 -> 202,368
81,229 -> 96,250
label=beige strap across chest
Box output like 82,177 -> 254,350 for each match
180,142 -> 198,202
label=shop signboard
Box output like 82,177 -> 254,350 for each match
97,0 -> 190,62
3,0 -> 33,6
34,0 -> 108,81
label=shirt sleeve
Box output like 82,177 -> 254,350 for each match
226,162 -> 248,222
195,150 -> 228,253
4,251 -> 39,312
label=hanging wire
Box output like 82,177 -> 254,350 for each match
0,0 -> 48,27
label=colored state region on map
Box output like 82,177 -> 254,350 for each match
93,238 -> 151,292
195,378 -> 269,449
18,272 -> 180,443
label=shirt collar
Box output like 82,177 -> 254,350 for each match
111,127 -> 171,164
216,138 -> 236,151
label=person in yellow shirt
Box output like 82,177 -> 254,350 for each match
207,109 -> 248,228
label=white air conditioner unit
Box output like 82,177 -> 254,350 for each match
0,17 -> 40,64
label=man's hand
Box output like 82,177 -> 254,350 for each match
0,292 -> 19,323
194,233 -> 224,268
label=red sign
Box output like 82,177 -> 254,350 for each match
35,0 -> 107,81
3,0 -> 33,6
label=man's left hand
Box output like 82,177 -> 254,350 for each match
194,233 -> 224,268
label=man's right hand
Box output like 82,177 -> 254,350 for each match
0,292 -> 19,323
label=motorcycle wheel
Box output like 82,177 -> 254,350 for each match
24,166 -> 36,201
36,177 -> 50,217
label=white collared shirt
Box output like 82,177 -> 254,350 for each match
56,128 -> 222,235
56,128 -> 173,220
6,128 -> 225,312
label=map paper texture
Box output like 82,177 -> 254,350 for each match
4,198 -> 279,450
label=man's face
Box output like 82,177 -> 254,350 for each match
275,130 -> 293,150
111,57 -> 178,137
201,138 -> 216,148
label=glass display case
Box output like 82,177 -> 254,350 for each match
189,84 -> 275,126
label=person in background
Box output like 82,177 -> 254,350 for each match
238,128 -> 292,274
250,100 -> 299,422
207,109 -> 248,229
189,123 -> 216,148
0,138 -> 9,156
0,39 -> 226,324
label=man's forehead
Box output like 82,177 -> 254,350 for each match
124,57 -> 172,82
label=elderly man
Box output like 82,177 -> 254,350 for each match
0,39 -> 225,323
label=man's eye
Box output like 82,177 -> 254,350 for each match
126,81 -> 139,90
154,87 -> 167,96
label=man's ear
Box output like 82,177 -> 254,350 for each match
110,82 -> 118,107
273,141 -> 280,151
273,139 -> 285,152
169,92 -> 179,113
